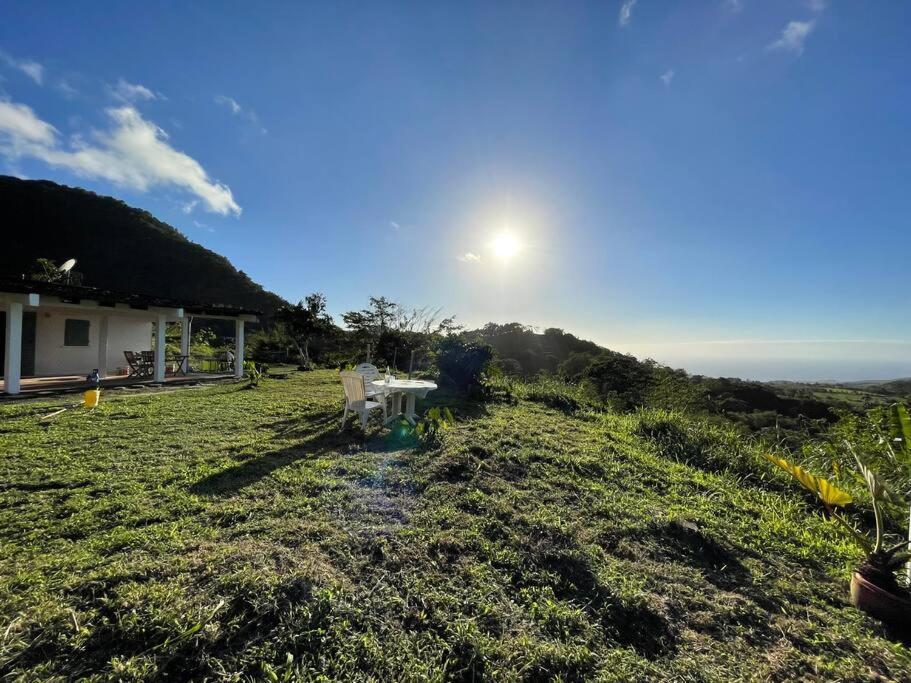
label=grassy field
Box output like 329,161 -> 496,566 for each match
767,381 -> 892,410
1,370 -> 909,680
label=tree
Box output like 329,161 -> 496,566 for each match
275,293 -> 334,368
342,296 -> 400,337
341,296 -> 463,369
370,296 -> 398,332
558,351 -> 600,381
583,352 -> 654,410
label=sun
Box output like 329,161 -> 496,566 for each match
490,232 -> 521,262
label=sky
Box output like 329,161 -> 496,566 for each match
1,0 -> 909,381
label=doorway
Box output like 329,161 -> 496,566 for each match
0,311 -> 37,377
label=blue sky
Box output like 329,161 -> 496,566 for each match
1,1 -> 909,380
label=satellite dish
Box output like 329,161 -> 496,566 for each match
59,258 -> 77,273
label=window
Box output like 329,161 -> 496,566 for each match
64,319 -> 90,346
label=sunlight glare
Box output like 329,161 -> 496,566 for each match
490,231 -> 521,262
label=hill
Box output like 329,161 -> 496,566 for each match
769,379 -> 911,411
841,378 -> 911,396
472,323 -> 837,422
0,176 -> 286,315
1,370 -> 908,679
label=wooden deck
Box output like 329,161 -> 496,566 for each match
0,372 -> 237,401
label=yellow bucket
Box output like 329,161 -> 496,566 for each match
83,389 -> 101,408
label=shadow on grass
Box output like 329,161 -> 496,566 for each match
189,386 -> 488,498
264,410 -> 341,440
190,405 -> 422,496
0,479 -> 92,492
189,420 -> 354,496
652,520 -> 754,590
536,548 -> 679,660
605,519 -> 785,646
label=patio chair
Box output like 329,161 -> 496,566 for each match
124,351 -> 153,378
340,371 -> 387,431
141,351 -> 156,377
213,350 -> 235,373
354,362 -> 386,400
354,363 -> 381,380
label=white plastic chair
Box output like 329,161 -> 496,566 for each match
340,371 -> 387,431
355,362 -> 387,401
354,363 -> 381,381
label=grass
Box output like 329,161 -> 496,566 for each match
1,370 -> 909,680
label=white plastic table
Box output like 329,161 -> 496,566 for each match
370,378 -> 438,425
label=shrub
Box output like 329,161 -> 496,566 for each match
243,361 -> 267,388
435,336 -> 494,395
414,406 -> 455,448
497,358 -> 524,376
584,353 -> 654,410
557,351 -> 600,382
520,376 -> 587,413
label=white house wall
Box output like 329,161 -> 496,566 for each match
33,310 -> 153,377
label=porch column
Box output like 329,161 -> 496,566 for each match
234,318 -> 245,378
3,302 -> 23,395
97,315 -> 109,379
154,315 -> 166,382
180,316 -> 191,373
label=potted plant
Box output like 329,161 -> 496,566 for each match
764,450 -> 911,631
887,403 -> 911,585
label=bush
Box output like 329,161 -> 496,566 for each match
557,351 -> 600,381
584,353 -> 654,410
497,358 -> 524,376
435,336 -> 494,395
246,327 -> 293,364
414,406 -> 455,448
520,376 -> 587,413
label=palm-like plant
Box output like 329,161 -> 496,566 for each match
888,403 -> 911,583
847,444 -> 910,594
414,407 -> 455,447
764,450 -> 910,595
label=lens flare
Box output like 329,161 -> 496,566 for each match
490,232 -> 520,262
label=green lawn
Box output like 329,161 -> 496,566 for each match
1,370 -> 909,680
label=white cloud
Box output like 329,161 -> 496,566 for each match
17,61 -> 44,85
0,51 -> 44,85
214,94 -> 267,135
660,69 -> 675,86
0,98 -> 241,215
56,79 -> 79,99
111,78 -> 158,103
619,0 -> 638,27
390,220 -> 400,231
193,219 -> 215,233
458,252 -> 481,263
214,94 -> 242,115
806,0 -> 826,11
723,0 -> 744,12
182,200 -> 198,214
0,100 -> 58,146
4,165 -> 28,179
767,20 -> 815,55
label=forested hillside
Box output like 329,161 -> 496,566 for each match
0,176 -> 286,314
469,322 -> 841,443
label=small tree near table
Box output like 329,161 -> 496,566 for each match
275,293 -> 334,369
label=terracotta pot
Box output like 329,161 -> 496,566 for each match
850,571 -> 911,630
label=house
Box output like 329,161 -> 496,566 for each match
0,277 -> 258,395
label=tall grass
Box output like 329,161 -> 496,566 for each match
490,374 -> 593,413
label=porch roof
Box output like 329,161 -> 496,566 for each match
0,276 -> 260,319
